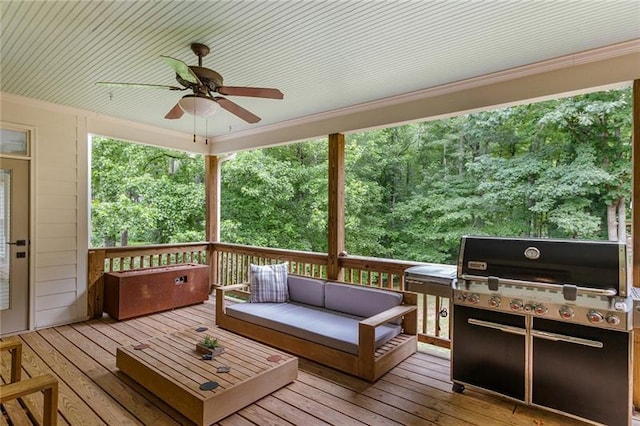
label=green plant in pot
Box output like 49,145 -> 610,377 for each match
203,335 -> 219,349
196,335 -> 224,356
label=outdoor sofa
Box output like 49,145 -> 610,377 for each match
215,264 -> 418,381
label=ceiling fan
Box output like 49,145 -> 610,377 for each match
96,43 -> 283,124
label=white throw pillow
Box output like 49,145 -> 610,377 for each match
249,263 -> 289,303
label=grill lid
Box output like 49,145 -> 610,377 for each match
405,264 -> 457,285
458,236 -> 627,296
405,264 -> 456,298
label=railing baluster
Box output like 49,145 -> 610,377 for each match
435,295 -> 442,337
422,294 -> 428,334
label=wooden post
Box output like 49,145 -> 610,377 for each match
205,155 -> 220,287
328,133 -> 345,281
632,79 -> 640,408
87,249 -> 106,319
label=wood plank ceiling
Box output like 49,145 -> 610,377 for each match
1,1 -> 639,140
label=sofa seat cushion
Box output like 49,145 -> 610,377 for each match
225,302 -> 401,355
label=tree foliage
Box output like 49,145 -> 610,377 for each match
91,138 -> 205,246
91,87 -> 632,266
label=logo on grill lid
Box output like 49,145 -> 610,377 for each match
467,261 -> 487,270
524,246 -> 540,260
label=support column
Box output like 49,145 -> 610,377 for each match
205,155 -> 220,287
328,133 -> 345,281
632,80 -> 640,408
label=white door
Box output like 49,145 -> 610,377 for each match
0,158 -> 29,334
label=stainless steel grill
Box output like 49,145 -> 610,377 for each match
451,236 -> 632,426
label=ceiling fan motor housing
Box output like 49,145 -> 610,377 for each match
176,67 -> 223,92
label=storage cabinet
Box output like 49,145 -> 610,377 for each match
104,263 -> 209,320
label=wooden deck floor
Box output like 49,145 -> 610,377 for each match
0,296 -> 636,425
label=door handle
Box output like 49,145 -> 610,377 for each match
468,318 -> 527,336
531,330 -> 603,348
6,240 -> 26,246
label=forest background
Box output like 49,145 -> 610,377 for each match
91,86 -> 633,265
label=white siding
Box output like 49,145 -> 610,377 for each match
0,97 -> 85,328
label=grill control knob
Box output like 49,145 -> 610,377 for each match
606,314 -> 621,326
455,293 -> 466,303
559,305 -> 574,319
587,310 -> 605,324
523,304 -> 534,313
467,294 -> 480,304
534,304 -> 548,316
510,299 -> 523,311
488,296 -> 501,308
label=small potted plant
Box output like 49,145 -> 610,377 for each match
196,335 -> 224,356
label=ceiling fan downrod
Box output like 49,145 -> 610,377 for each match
191,43 -> 210,67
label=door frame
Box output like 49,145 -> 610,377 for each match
1,121 -> 36,333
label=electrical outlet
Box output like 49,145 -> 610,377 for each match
174,275 -> 188,284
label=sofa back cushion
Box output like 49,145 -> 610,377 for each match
324,282 -> 403,323
287,275 -> 325,307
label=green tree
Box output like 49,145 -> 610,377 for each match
91,137 -> 205,246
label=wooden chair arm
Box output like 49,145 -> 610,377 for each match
0,340 -> 22,383
0,373 -> 59,426
215,283 -> 249,319
359,305 -> 417,328
0,374 -> 58,402
0,340 -> 22,352
217,283 -> 250,292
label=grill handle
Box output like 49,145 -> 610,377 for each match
468,318 -> 526,336
531,330 -> 603,348
460,274 -> 617,297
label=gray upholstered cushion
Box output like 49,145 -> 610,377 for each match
287,275 -> 325,307
324,282 -> 403,324
225,302 -> 401,355
249,263 -> 289,303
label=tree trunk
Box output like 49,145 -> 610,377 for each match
607,201 -> 618,241
120,229 -> 129,246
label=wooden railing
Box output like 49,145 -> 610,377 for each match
213,242 -> 327,285
87,242 -> 209,318
87,242 -> 451,348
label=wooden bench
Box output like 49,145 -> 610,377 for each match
216,282 -> 418,381
0,340 -> 59,426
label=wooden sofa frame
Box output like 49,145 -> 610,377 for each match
215,282 -> 418,382
0,340 -> 59,426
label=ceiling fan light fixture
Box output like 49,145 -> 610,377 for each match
178,94 -> 220,118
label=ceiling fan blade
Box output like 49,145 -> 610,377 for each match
96,82 -> 185,90
215,97 -> 261,123
164,103 -> 184,120
160,56 -> 202,85
217,86 -> 284,99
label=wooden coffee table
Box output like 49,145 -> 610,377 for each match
116,327 -> 298,425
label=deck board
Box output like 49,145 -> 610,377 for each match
1,295 -> 638,425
